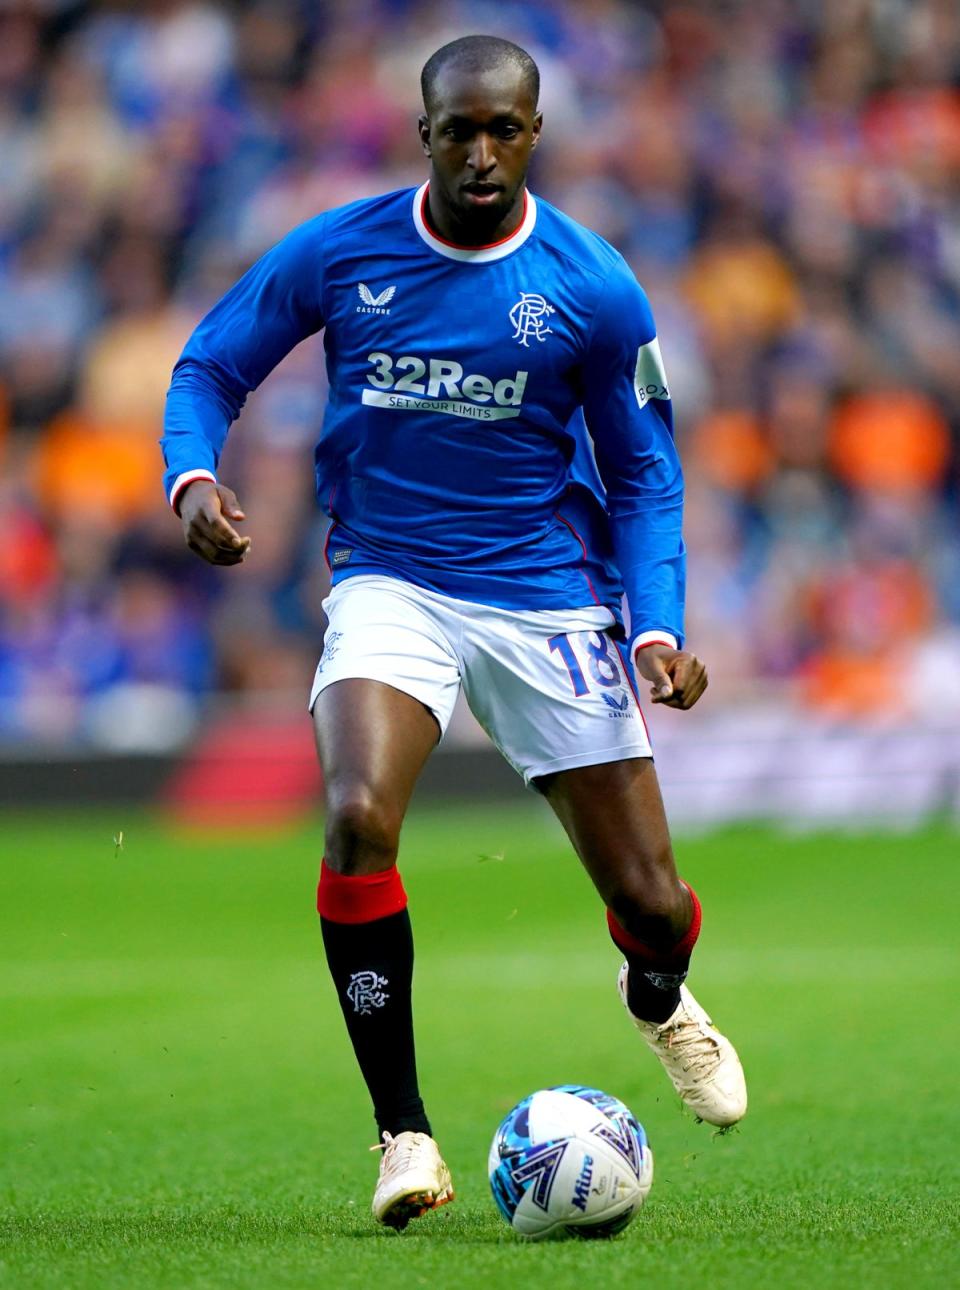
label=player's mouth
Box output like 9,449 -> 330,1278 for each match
461,182 -> 504,205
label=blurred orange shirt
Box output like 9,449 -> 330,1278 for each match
829,391 -> 949,493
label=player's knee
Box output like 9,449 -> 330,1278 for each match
324,784 -> 402,873
609,868 -> 689,949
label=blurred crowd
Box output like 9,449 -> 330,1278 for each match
1,0 -> 959,750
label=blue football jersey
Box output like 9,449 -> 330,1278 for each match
162,183 -> 686,648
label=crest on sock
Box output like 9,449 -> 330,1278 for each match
346,970 -> 390,1015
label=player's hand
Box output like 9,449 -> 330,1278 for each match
179,480 -> 251,566
634,644 -> 708,710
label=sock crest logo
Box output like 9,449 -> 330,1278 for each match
346,970 -> 390,1015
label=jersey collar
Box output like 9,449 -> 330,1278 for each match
412,182 -> 537,263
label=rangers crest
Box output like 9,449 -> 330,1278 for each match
509,291 -> 554,346
346,969 -> 389,1014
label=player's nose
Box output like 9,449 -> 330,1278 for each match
467,133 -> 496,174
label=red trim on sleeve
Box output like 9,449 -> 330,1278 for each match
635,638 -> 676,652
317,860 -> 408,924
170,469 -> 217,515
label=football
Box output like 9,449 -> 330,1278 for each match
487,1085 -> 654,1240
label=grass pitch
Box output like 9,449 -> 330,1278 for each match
0,802 -> 957,1288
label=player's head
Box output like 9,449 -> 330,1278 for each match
419,35 -> 542,238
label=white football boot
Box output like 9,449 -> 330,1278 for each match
617,964 -> 747,1127
371,1130 -> 454,1229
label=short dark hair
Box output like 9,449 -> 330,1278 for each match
421,35 -> 540,114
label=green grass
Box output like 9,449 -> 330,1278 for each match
0,803 -> 957,1288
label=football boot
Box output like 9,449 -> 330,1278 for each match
617,965 -> 747,1127
371,1130 -> 454,1229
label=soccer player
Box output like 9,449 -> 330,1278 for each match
162,34 -> 747,1229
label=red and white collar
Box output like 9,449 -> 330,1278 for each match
412,181 -> 538,263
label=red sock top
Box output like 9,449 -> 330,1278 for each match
607,881 -> 702,963
317,861 -> 408,924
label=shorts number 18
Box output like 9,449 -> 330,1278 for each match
548,631 -> 621,697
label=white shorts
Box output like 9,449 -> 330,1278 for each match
309,575 -> 652,786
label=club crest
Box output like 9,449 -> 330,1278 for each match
346,970 -> 389,1014
509,291 -> 554,346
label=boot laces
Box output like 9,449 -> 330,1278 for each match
370,1131 -> 425,1179
661,1008 -> 723,1077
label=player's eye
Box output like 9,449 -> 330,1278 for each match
497,125 -> 520,139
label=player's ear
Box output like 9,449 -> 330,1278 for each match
418,114 -> 432,157
530,112 -> 543,150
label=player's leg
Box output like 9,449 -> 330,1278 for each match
457,611 -> 745,1126
457,611 -> 693,1015
316,676 -> 438,878
314,679 -> 452,1226
315,676 -> 438,1136
539,755 -> 746,1126
539,756 -> 692,1022
310,578 -> 461,1226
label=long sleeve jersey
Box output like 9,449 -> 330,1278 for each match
162,183 -> 686,651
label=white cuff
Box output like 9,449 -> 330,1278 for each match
169,469 -> 217,513
633,630 -> 678,654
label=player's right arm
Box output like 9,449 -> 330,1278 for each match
161,216 -> 328,561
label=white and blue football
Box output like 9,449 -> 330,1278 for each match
488,1085 -> 654,1240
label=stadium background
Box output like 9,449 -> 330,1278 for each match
1,0 -> 959,824
2,5 -> 959,1286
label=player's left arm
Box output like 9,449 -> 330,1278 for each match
581,261 -> 706,710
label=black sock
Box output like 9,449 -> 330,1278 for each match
607,884 -> 703,1024
321,908 -> 431,1139
625,962 -> 686,1024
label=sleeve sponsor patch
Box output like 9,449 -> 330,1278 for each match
633,338 -> 671,408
